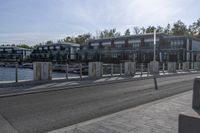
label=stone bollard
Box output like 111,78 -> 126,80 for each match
149,61 -> 159,75
182,62 -> 190,71
88,62 -> 102,78
194,62 -> 200,71
124,62 -> 136,76
33,62 -> 52,81
193,77 -> 200,109
168,62 -> 176,73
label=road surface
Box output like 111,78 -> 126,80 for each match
0,73 -> 199,133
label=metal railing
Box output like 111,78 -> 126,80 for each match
0,62 -> 199,83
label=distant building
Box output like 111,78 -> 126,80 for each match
0,45 -> 32,62
31,42 -> 80,63
79,33 -> 200,64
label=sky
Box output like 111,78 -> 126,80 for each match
0,0 -> 199,45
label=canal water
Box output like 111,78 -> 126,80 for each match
0,67 -> 69,82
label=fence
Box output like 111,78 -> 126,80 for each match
0,62 -> 199,83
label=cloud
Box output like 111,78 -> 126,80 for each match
0,33 -> 67,45
0,0 -> 199,45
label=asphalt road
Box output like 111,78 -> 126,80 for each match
0,73 -> 199,133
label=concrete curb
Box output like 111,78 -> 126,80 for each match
0,72 -> 199,98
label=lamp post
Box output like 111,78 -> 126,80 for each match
153,29 -> 158,90
153,29 -> 156,61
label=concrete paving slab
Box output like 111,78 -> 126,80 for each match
0,113 -> 18,133
49,91 -> 198,133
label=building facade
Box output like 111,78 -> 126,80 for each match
79,33 -> 200,64
0,45 -> 32,62
31,43 -> 80,63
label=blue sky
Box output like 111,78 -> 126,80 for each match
0,0 -> 200,45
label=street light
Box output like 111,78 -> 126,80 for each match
153,29 -> 158,90
153,29 -> 156,61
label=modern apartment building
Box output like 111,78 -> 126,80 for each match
79,33 -> 200,64
0,45 -> 32,62
30,42 -> 80,63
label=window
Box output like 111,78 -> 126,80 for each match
49,46 -> 54,50
128,40 -> 140,49
115,44 -> 122,48
114,41 -> 124,48
132,43 -> 139,49
112,53 -> 118,58
102,42 -> 111,46
55,46 -> 60,50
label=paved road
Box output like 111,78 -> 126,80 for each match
49,91 -> 197,133
0,73 -> 199,133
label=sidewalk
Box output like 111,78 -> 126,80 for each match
49,91 -> 198,133
0,71 -> 198,97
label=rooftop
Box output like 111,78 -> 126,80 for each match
88,33 -> 200,43
0,46 -> 32,51
36,42 -> 80,48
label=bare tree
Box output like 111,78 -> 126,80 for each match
133,27 -> 140,35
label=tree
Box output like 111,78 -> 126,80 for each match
133,27 -> 140,35
17,44 -> 32,49
156,26 -> 164,33
124,29 -> 131,36
99,29 -> 121,39
46,40 -> 53,45
171,20 -> 188,36
63,33 -> 92,45
164,24 -> 171,34
189,18 -> 200,38
140,27 -> 146,34
146,26 -> 156,33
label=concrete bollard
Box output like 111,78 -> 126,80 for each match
193,77 -> 200,109
15,63 -> 18,82
168,62 -> 177,73
182,62 -> 190,71
150,61 -> 159,75
88,62 -> 102,78
33,62 -> 52,81
194,62 -> 200,71
124,62 -> 136,76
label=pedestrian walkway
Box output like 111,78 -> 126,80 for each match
0,71 -> 199,97
49,91 -> 199,133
